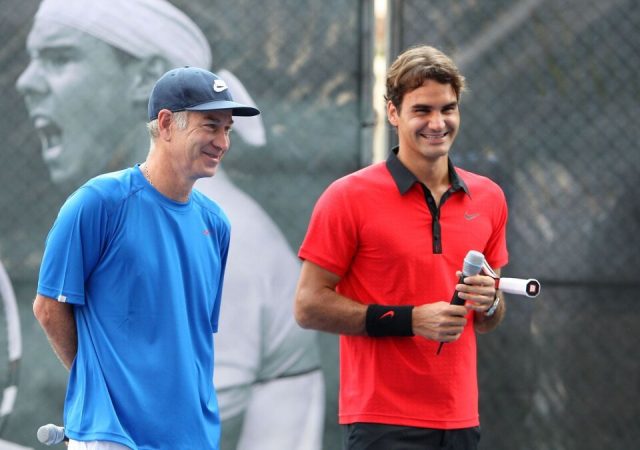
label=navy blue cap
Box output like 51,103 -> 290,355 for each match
148,66 -> 260,120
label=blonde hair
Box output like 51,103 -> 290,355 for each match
385,45 -> 466,111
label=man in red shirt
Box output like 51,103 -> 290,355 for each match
295,45 -> 508,449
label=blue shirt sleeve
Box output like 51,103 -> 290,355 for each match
37,186 -> 108,305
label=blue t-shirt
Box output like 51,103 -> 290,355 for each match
37,166 -> 230,450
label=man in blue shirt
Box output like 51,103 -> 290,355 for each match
33,67 -> 259,450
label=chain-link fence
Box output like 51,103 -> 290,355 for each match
1,0 -> 638,448
0,0 -> 369,281
388,0 -> 640,448
0,1 -> 372,447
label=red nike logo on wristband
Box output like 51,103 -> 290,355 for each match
380,311 -> 395,319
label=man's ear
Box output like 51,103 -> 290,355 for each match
387,100 -> 399,127
156,109 -> 174,140
128,55 -> 170,106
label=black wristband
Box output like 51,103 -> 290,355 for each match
365,305 -> 414,337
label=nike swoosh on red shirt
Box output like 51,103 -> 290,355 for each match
380,311 -> 395,319
464,212 -> 480,220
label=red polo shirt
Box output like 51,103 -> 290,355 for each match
299,151 -> 509,429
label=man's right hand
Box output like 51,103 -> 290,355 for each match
411,301 -> 467,342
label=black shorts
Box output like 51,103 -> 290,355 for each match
342,422 -> 481,450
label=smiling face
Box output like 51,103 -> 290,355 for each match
387,79 -> 460,168
170,110 -> 234,181
16,19 -> 138,188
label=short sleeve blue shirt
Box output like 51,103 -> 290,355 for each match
37,166 -> 230,450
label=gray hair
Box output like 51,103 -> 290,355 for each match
147,110 -> 189,140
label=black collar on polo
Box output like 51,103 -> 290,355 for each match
385,146 -> 470,196
385,146 -> 470,254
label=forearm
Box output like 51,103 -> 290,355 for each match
295,261 -> 369,335
295,262 -> 471,339
295,285 -> 367,335
44,328 -> 77,370
43,319 -> 78,370
33,295 -> 78,370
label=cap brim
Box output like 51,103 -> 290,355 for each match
186,101 -> 260,117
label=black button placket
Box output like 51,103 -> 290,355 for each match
421,184 -> 454,254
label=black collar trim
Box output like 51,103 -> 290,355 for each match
385,147 -> 469,196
